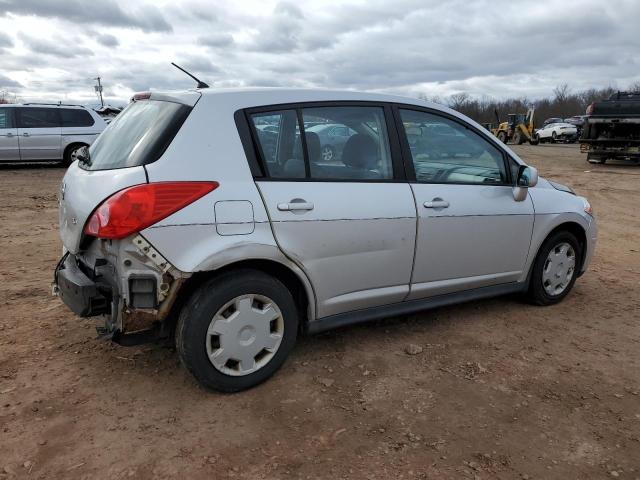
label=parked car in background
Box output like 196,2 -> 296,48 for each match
564,116 -> 586,127
0,104 -> 106,165
53,88 -> 597,392
564,115 -> 587,137
536,122 -> 578,143
305,123 -> 356,161
543,117 -> 564,126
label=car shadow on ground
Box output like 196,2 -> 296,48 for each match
0,162 -> 63,171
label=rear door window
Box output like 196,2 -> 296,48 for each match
249,105 -> 394,181
83,100 -> 192,171
17,108 -> 61,128
60,108 -> 95,127
249,110 -> 305,178
0,109 -> 14,128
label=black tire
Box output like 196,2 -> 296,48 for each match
527,231 -> 582,306
587,153 -> 605,164
529,134 -> 539,146
514,132 -> 523,145
551,131 -> 557,143
63,143 -> 87,167
497,131 -> 507,144
176,269 -> 299,392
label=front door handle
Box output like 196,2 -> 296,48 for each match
5,132 -> 14,137
423,199 -> 450,209
22,132 -> 30,137
277,201 -> 314,212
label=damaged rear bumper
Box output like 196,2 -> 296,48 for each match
53,235 -> 188,345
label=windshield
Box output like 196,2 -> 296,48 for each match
82,100 -> 191,171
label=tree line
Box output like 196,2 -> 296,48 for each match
420,82 -> 640,126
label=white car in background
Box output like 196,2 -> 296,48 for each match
536,122 -> 578,143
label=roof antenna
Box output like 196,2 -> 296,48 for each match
171,62 -> 210,89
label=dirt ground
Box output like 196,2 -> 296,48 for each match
1,144 -> 639,479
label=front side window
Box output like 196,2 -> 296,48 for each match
18,108 -> 60,128
400,109 -> 507,184
60,108 -> 95,127
0,109 -> 14,129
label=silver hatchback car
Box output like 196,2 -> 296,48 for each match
54,89 -> 597,392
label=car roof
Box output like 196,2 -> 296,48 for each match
152,87 -> 447,112
0,103 -> 88,109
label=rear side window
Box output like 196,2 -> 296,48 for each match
83,100 -> 191,171
60,108 -> 95,127
0,109 -> 14,128
18,108 -> 60,128
249,105 -> 393,181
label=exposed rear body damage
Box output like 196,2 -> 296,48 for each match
54,87 -> 597,391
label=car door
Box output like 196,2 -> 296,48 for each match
16,107 -> 62,160
396,106 -> 534,299
248,104 -> 416,319
0,108 -> 20,161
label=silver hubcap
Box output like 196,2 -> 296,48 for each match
542,242 -> 576,296
321,146 -> 333,161
206,294 -> 284,376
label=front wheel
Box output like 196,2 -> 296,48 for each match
497,131 -> 507,144
551,131 -> 557,143
176,270 -> 299,392
529,134 -> 539,145
527,231 -> 581,306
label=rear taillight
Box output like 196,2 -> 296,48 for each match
84,182 -> 218,239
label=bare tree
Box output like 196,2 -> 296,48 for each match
415,85 -> 622,125
628,81 -> 640,93
553,83 -> 570,103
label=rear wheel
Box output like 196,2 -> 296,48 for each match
176,270 -> 298,392
527,231 -> 581,306
63,143 -> 87,167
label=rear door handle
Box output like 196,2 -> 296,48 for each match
277,201 -> 314,212
6,132 -> 14,137
22,133 -> 30,137
423,199 -> 450,209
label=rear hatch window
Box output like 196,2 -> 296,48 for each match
81,99 -> 191,171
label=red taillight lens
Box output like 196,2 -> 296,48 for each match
84,182 -> 218,239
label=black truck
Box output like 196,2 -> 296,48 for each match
580,91 -> 640,164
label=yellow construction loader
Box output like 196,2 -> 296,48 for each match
492,108 -> 539,145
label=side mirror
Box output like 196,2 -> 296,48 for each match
513,165 -> 538,201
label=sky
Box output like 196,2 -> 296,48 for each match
0,0 -> 639,106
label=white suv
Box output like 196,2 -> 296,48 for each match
54,89 -> 597,392
0,104 -> 106,165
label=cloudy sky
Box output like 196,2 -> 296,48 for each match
0,0 -> 639,106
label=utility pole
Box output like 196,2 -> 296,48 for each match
94,77 -> 104,107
